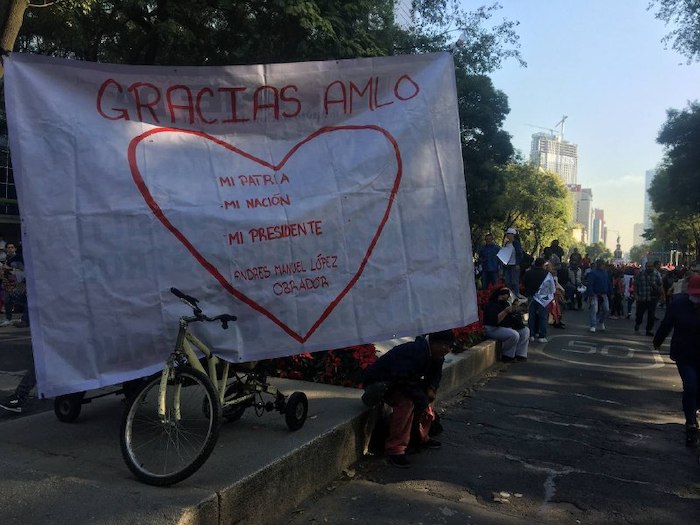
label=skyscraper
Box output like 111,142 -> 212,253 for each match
568,184 -> 593,242
592,208 -> 606,244
633,223 -> 645,246
643,168 -> 656,230
530,132 -> 579,185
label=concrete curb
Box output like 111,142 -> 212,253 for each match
215,339 -> 498,525
0,339 -> 498,525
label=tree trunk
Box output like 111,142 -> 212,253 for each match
0,0 -> 29,78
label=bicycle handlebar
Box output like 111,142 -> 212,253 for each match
170,287 -> 238,329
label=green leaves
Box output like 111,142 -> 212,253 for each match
649,0 -> 700,64
646,101 -> 700,261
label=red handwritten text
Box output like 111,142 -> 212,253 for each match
248,220 -> 323,243
233,266 -> 271,280
96,80 -> 301,125
324,75 -> 420,115
273,276 -> 330,296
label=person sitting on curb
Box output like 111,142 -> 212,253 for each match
483,287 -> 529,362
585,259 -> 611,333
653,274 -> 700,448
523,257 -> 550,343
360,330 -> 454,468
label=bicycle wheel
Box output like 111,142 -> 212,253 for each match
120,366 -> 221,486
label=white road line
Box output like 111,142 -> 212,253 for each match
573,393 -> 623,405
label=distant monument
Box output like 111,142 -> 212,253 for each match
613,235 -> 623,264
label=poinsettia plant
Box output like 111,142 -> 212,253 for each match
452,283 -> 496,351
257,344 -> 378,388
260,283 -> 499,387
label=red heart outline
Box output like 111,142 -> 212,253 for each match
128,125 -> 403,343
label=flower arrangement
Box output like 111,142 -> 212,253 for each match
257,343 -> 378,389
259,283 -> 499,387
452,282 -> 500,351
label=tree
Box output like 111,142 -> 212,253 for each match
648,101 -> 700,262
585,241 -> 612,262
457,73 -> 514,241
13,1 -> 525,68
629,244 -> 651,264
649,0 -> 700,63
493,163 -> 572,256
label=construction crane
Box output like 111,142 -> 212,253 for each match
554,115 -> 568,141
525,123 -> 558,140
527,116 -> 569,142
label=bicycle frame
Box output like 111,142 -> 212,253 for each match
157,317 -> 281,421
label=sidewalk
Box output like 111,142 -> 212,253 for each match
0,337 -> 498,525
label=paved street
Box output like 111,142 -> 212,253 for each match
2,306 -> 699,524
285,307 -> 700,525
0,324 -> 52,416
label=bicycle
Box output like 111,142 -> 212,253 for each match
119,287 -> 309,486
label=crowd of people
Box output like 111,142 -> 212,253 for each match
2,229 -> 698,465
476,229 -> 700,449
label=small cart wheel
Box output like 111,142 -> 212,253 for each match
54,392 -> 86,423
222,382 -> 248,422
284,391 -> 308,431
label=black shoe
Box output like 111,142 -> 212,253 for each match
645,331 -> 654,337
553,323 -> 566,329
516,356 -> 528,362
634,325 -> 640,332
501,355 -> 515,363
0,395 -> 24,413
387,454 -> 411,468
422,438 -> 442,450
686,426 -> 699,448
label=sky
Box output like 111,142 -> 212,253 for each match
466,0 -> 700,254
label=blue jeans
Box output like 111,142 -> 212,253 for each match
484,325 -> 530,358
503,265 -> 519,295
676,361 -> 700,426
3,291 -> 28,324
588,295 -> 609,328
528,299 -> 548,339
481,270 -> 499,289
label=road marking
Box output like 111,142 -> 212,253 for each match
573,393 -> 623,405
0,335 -> 32,343
541,335 -> 667,369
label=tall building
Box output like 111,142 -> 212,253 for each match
591,208 -> 606,244
567,184 -> 593,243
643,168 -> 656,230
633,222 -> 646,246
530,132 -> 578,185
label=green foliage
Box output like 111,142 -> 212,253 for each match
15,1 -> 525,69
649,101 -> 700,262
649,0 -> 700,64
629,244 -> 651,264
497,164 -> 572,255
458,73 -> 514,240
585,241 -> 613,262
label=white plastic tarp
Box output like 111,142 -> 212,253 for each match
4,52 -> 477,397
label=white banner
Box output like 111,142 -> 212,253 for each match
4,52 -> 476,397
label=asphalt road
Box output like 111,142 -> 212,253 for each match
284,308 -> 700,525
0,324 -> 52,416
